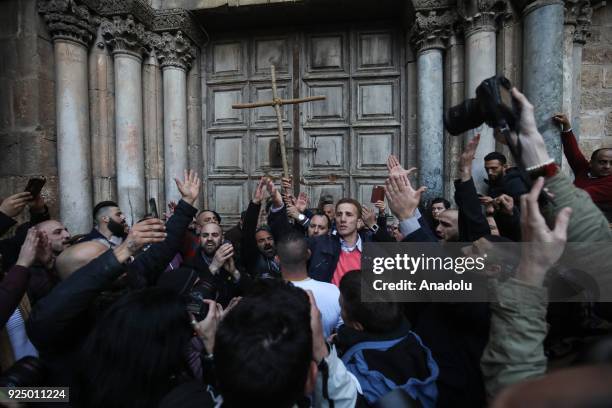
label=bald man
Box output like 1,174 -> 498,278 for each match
55,241 -> 108,280
36,220 -> 71,256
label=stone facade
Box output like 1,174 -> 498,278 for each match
0,0 -> 610,231
580,1 -> 612,156
0,0 -> 57,223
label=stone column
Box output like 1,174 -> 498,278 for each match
155,31 -> 196,208
89,25 -> 117,204
464,2 -> 499,191
187,49 -> 203,208
142,46 -> 165,214
411,10 -> 454,203
38,1 -> 96,233
522,0 -> 565,162
568,0 -> 593,137
101,15 -> 147,225
445,31 -> 465,199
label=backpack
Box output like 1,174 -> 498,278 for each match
341,332 -> 439,407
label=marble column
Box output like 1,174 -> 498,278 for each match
38,1 -> 96,233
187,50 -> 203,208
89,25 -> 117,204
155,32 -> 196,208
101,16 -> 148,225
143,47 -> 165,214
570,0 -> 594,137
522,0 -> 565,162
445,31 -> 465,199
464,8 -> 498,191
412,11 -> 454,203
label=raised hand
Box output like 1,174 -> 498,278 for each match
374,200 -> 386,215
459,134 -> 480,182
286,203 -> 301,220
361,206 -> 376,228
552,113 -> 571,132
210,243 -> 234,275
114,218 -> 167,263
517,177 -> 572,286
0,192 -> 33,218
496,88 -> 551,169
252,177 -> 268,205
36,230 -> 54,269
386,154 -> 417,185
266,178 -> 283,208
385,173 -> 426,221
16,227 -> 39,268
295,191 -> 309,213
175,169 -> 201,206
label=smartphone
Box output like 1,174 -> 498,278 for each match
370,186 -> 385,203
149,198 -> 159,219
24,177 -> 46,197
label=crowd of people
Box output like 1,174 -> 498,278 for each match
0,87 -> 611,407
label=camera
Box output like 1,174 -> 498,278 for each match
185,281 -> 216,322
444,75 -> 520,136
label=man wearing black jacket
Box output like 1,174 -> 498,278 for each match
242,177 -> 280,279
26,170 -> 201,388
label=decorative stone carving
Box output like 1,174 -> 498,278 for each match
97,0 -> 155,29
100,14 -> 148,57
153,31 -> 196,70
153,9 -> 205,46
411,9 -> 457,52
38,0 -> 98,45
460,0 -> 508,34
414,0 -> 455,11
564,0 -> 593,43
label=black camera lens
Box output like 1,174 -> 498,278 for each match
444,98 -> 485,136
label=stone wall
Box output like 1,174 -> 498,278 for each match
0,0 -> 58,220
580,2 -> 612,155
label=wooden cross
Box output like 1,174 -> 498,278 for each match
232,65 -> 326,179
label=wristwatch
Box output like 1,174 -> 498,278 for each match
370,224 -> 379,233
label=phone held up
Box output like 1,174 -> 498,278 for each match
24,177 -> 46,198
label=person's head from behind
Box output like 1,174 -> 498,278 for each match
590,148 -> 612,178
255,226 -> 275,259
335,198 -> 362,239
308,212 -> 331,237
215,280 -> 314,408
484,152 -> 508,182
435,209 -> 459,241
37,220 -> 71,255
94,201 -> 127,238
276,232 -> 310,276
200,222 -> 223,257
339,270 -> 403,333
78,288 -> 192,408
431,197 -> 450,220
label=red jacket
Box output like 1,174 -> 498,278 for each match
562,130 -> 612,210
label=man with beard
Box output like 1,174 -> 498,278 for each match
480,152 -> 529,206
82,201 -> 128,248
184,222 -> 249,307
242,178 -> 281,279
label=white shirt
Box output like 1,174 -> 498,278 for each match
6,308 -> 38,360
292,278 -> 342,338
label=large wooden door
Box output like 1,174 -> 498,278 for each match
203,25 -> 404,226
